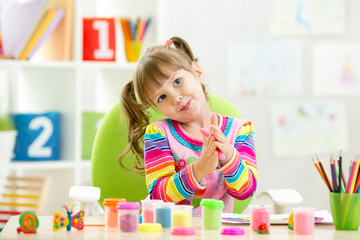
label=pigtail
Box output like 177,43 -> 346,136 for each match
170,36 -> 198,63
119,80 -> 150,175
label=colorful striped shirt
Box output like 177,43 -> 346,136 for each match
144,114 -> 257,213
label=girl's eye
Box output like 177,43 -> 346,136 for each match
158,95 -> 166,102
173,78 -> 181,86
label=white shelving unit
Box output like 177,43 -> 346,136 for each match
1,0 -> 158,213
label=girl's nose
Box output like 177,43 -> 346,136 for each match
173,93 -> 182,105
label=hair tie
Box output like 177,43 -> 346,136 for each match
165,39 -> 173,46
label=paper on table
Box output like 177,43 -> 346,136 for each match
222,210 -> 333,225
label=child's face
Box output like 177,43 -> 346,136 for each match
148,63 -> 208,123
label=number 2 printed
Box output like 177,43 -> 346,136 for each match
28,116 -> 53,158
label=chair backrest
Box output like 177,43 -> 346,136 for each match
91,94 -> 252,213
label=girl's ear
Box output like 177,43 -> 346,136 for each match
192,62 -> 204,83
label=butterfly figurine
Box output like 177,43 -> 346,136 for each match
53,204 -> 84,231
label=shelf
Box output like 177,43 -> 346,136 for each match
0,59 -> 78,69
80,61 -> 137,70
7,161 -> 76,170
1,0 -> 157,214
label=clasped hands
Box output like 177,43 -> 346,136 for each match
193,114 -> 234,182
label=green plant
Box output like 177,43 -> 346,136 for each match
0,114 -> 15,131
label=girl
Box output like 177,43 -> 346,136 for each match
119,36 -> 257,213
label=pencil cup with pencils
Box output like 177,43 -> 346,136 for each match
124,40 -> 142,62
329,192 -> 360,230
120,17 -> 151,62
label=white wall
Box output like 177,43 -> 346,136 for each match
159,0 -> 360,213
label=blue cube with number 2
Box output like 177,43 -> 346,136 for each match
12,112 -> 60,161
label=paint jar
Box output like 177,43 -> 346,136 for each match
172,205 -> 193,227
200,199 -> 224,230
141,199 -> 163,223
117,202 -> 141,232
330,192 -> 360,230
154,202 -> 174,229
103,198 -> 126,230
293,207 -> 315,234
249,204 -> 271,231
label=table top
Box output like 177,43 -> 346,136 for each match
0,215 -> 359,240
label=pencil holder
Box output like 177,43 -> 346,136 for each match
124,39 -> 142,62
329,192 -> 360,230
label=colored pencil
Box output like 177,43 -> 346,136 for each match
140,18 -> 151,41
345,157 -> 358,193
317,155 -> 333,191
350,156 -> 360,193
352,156 -> 360,193
338,151 -> 343,193
334,158 -> 345,193
330,157 -> 338,193
312,158 -> 329,190
136,19 -> 145,41
120,18 -> 132,40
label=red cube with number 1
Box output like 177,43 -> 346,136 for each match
83,18 -> 116,61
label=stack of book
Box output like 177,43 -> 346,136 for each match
1,0 -> 66,60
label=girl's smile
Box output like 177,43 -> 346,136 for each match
180,99 -> 191,111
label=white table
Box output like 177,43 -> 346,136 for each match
1,215 -> 359,240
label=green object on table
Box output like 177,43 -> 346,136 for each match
200,199 -> 224,230
329,192 -> 360,230
91,94 -> 253,212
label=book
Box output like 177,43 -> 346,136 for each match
19,8 -> 64,60
36,0 -> 74,60
2,0 -> 49,58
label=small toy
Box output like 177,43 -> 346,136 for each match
254,222 -> 269,234
53,204 -> 84,231
17,211 -> 39,234
199,128 -> 225,160
288,212 -> 294,230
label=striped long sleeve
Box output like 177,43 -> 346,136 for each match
144,124 -> 202,202
218,121 -> 257,199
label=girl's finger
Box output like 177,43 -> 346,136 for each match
210,113 -> 217,126
211,125 -> 225,141
214,141 -> 225,152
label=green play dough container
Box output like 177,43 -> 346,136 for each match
200,199 -> 224,230
329,192 -> 360,230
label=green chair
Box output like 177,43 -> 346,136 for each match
91,94 -> 253,213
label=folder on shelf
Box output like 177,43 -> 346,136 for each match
1,0 -> 49,58
36,0 -> 74,60
19,8 -> 65,60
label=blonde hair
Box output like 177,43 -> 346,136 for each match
119,36 -> 208,174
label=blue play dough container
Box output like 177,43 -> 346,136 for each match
154,202 -> 174,228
